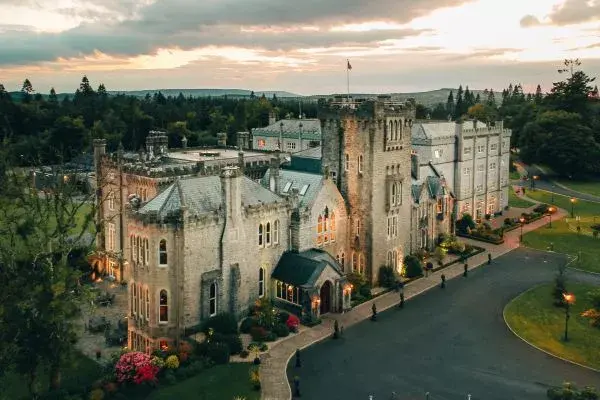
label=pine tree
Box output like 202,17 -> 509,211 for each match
79,76 -> 94,97
534,84 -> 543,104
97,83 -> 107,97
487,89 -> 496,107
475,93 -> 481,103
446,90 -> 454,117
454,85 -> 464,120
49,87 -> 58,103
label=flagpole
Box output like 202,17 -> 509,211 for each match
346,59 -> 350,102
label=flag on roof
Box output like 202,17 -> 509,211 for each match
347,60 -> 352,70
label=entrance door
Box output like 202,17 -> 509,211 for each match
320,281 -> 332,314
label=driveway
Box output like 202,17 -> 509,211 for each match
287,248 -> 600,400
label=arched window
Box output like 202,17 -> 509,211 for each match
391,183 -> 397,206
144,238 -> 149,265
388,121 -> 393,140
258,224 -> 263,246
356,220 -> 361,236
140,238 -> 146,265
330,212 -> 336,241
266,222 -> 271,245
209,283 -> 218,317
358,155 -> 363,173
130,236 -> 135,261
259,268 -> 265,298
133,284 -> 138,315
273,220 -> 280,244
159,239 -> 167,265
130,283 -> 134,315
317,215 -> 323,245
352,252 -> 358,272
394,120 -> 398,140
138,284 -> 143,318
396,183 -> 402,205
145,287 -> 149,321
359,254 -> 365,274
159,290 -> 168,323
137,236 -> 142,263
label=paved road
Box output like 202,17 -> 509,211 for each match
287,248 -> 600,400
516,164 -> 600,203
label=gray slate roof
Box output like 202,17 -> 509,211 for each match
292,146 -> 322,160
252,119 -> 321,139
411,164 -> 449,203
139,175 -> 283,219
261,169 -> 324,208
271,249 -> 343,287
411,121 -> 489,140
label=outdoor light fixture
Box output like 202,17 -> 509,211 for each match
562,292 -> 576,341
519,216 -> 525,242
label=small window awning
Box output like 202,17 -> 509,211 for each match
272,249 -> 344,287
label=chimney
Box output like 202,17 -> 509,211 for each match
269,111 -> 277,126
411,153 -> 420,180
220,166 -> 243,224
93,139 -> 106,173
217,132 -> 227,147
269,155 -> 281,193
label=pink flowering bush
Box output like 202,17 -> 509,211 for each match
133,364 -> 160,385
115,351 -> 153,383
286,314 -> 300,331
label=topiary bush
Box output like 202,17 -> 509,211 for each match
456,214 -> 476,234
206,342 -> 230,365
202,313 -> 238,335
273,323 -> 290,338
240,317 -> 257,334
378,266 -> 397,288
277,310 -> 291,324
404,255 -> 423,278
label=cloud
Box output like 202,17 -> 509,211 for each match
443,48 -> 521,61
522,0 -> 600,27
0,0 -> 471,66
520,14 -> 540,27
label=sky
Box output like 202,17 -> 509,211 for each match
1,0 -> 600,95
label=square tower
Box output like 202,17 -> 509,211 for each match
320,96 -> 416,284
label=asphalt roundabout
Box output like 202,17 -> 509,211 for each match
287,248 -> 600,400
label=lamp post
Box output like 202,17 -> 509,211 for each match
531,175 -> 539,190
519,216 -> 525,242
570,197 -> 576,218
548,207 -> 555,228
563,292 -> 576,341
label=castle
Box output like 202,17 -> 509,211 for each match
91,96 -> 510,353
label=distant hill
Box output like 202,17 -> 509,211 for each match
109,89 -> 302,98
7,88 -> 491,106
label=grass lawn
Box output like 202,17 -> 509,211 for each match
522,191 -> 600,273
508,187 -> 536,208
504,282 -> 600,370
526,190 -> 600,217
555,179 -> 600,198
1,351 -> 103,399
146,363 -> 260,400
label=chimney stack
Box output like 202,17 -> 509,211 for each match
269,155 -> 281,194
220,166 -> 242,225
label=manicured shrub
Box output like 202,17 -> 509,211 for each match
359,285 -> 372,298
250,326 -> 269,342
259,343 -> 269,352
404,255 -> 423,278
456,214 -> 476,234
249,367 -> 261,391
273,323 -> 290,337
448,240 -> 466,254
533,203 -> 549,214
165,355 -> 180,369
286,314 -> 300,332
378,266 -> 397,288
240,316 -> 257,334
202,312 -> 238,335
212,333 -> 243,355
278,310 -> 291,324
164,370 -> 177,385
206,342 -> 230,365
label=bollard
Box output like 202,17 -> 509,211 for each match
295,349 -> 301,368
399,293 -> 405,309
371,303 -> 378,321
441,274 -> 446,289
463,263 -> 468,277
294,376 -> 301,397
487,253 -> 492,265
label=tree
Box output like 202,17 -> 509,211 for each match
446,90 -> 454,118
21,79 -> 34,102
534,84 -> 543,104
454,85 -> 464,120
546,60 -> 595,115
97,83 -> 107,97
49,87 -> 58,103
0,149 -> 96,396
78,75 -> 94,97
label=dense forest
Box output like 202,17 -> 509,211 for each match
1,59 -> 599,176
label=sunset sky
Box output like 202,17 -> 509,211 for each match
1,0 -> 600,95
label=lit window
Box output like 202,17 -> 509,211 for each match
259,268 -> 265,298
437,198 -> 443,213
434,149 -> 442,158
159,239 -> 167,265
209,283 -> 217,316
356,220 -> 361,236
144,238 -> 149,265
358,155 -> 363,173
273,220 -> 279,244
258,224 -> 264,246
352,252 -> 358,272
330,212 -> 336,242
159,290 -> 168,323
257,139 -> 266,149
317,215 -> 323,245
